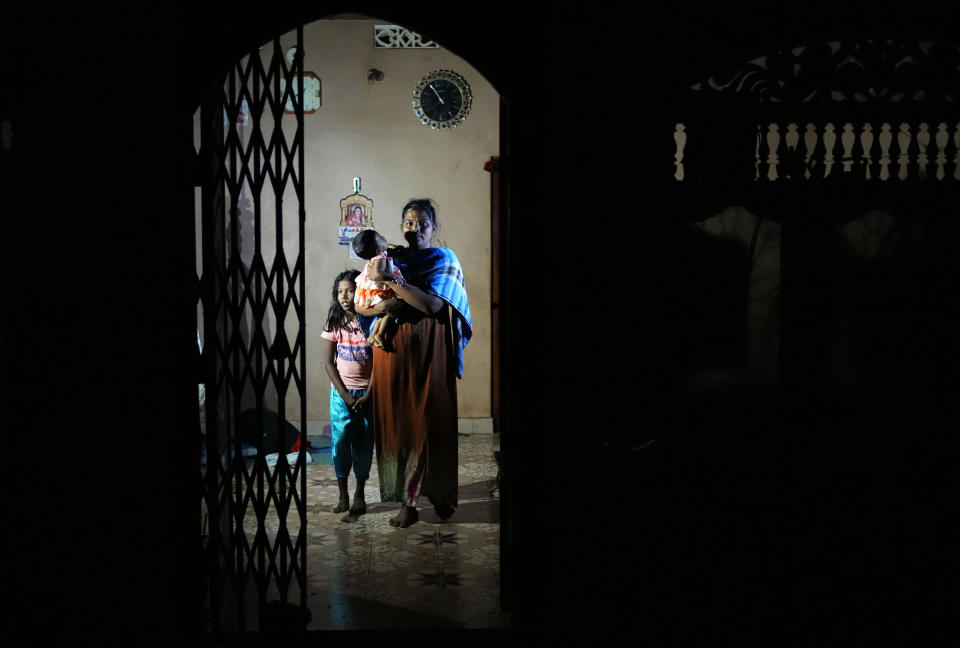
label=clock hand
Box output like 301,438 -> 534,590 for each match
429,84 -> 444,104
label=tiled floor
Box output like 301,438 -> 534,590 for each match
235,432 -> 510,630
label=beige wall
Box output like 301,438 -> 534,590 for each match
195,17 -> 498,425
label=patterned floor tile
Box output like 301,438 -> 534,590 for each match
306,529 -> 340,548
296,434 -> 507,629
366,545 -> 420,574
457,543 -> 501,570
318,544 -> 370,574
449,522 -> 500,534
406,569 -> 478,589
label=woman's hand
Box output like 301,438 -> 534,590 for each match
356,297 -> 399,318
390,283 -> 443,316
379,297 -> 404,315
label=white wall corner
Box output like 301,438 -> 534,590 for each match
458,418 -> 493,435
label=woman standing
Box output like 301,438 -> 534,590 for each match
356,199 -> 472,528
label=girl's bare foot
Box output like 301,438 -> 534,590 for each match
389,504 -> 419,527
332,477 -> 350,513
349,486 -> 367,516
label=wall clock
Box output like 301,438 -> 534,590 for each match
411,69 -> 472,130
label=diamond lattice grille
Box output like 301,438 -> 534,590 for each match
198,27 -> 307,631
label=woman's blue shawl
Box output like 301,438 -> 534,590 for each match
395,247 -> 472,379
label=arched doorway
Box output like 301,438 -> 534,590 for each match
195,14 -> 511,631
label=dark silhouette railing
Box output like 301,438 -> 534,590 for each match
673,118 -> 959,184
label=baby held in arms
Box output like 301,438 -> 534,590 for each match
351,229 -> 406,348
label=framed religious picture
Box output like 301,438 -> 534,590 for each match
338,192 -> 375,258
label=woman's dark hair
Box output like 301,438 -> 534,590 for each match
351,229 -> 381,260
401,198 -> 438,228
323,269 -> 360,332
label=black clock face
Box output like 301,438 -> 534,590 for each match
412,69 -> 472,130
419,79 -> 463,122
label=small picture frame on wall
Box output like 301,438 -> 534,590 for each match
338,192 -> 375,258
282,47 -> 321,114
280,73 -> 321,114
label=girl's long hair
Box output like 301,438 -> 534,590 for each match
323,269 -> 360,333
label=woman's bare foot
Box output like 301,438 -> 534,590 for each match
389,504 -> 419,527
332,477 -> 350,513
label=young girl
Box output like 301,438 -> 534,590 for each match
320,270 -> 375,517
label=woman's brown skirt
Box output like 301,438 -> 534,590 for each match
371,306 -> 458,508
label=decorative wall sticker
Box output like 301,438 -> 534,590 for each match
374,25 -> 438,48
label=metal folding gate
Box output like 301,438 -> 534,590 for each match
197,26 -> 307,631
